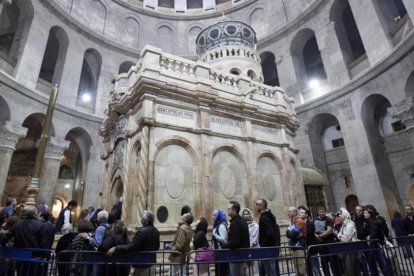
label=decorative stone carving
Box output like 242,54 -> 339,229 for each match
113,139 -> 126,169
0,121 -> 27,150
44,137 -> 70,160
112,117 -> 128,142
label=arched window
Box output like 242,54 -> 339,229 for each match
38,26 -> 69,85
303,36 -> 327,81
260,52 -> 280,86
76,49 -> 102,112
330,0 -> 366,66
118,61 -> 135,74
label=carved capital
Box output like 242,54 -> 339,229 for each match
45,137 -> 70,160
0,121 -> 27,150
389,97 -> 414,130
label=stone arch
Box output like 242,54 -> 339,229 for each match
405,71 -> 414,98
260,51 -> 280,87
0,95 -> 11,123
64,127 -> 93,205
120,16 -> 140,48
291,28 -> 327,89
188,25 -> 203,56
90,0 -> 107,34
0,0 -> 34,69
329,0 -> 366,65
307,112 -> 352,211
76,48 -> 102,112
249,7 -> 266,39
156,24 -> 173,53
38,26 -> 69,87
211,145 -> 248,209
361,94 -> 402,214
118,61 -> 135,74
153,138 -> 198,225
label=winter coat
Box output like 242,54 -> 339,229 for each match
258,210 -> 280,247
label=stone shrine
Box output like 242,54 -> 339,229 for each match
100,20 -> 304,231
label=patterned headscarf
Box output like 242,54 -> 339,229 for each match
213,209 -> 228,229
242,208 -> 254,225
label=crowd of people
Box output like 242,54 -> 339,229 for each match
1,196 -> 414,276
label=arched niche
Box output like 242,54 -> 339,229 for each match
121,17 -> 140,47
330,0 -> 366,65
212,147 -> 248,210
188,26 -> 202,56
38,26 -> 69,86
118,61 -> 135,74
156,25 -> 173,53
260,51 -> 280,87
63,127 -> 93,205
154,143 -> 196,225
76,48 -> 102,112
291,29 -> 327,90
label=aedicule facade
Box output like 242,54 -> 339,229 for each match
99,21 -> 304,231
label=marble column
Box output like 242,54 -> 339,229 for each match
37,137 -> 70,208
389,97 -> 414,148
0,121 -> 27,201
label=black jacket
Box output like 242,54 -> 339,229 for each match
259,210 -> 280,247
115,225 -> 160,252
1,217 -> 46,248
226,214 -> 250,249
354,215 -> 368,240
403,216 -> 414,235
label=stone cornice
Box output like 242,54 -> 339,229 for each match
112,0 -> 257,20
44,137 -> 70,160
0,121 -> 27,150
296,30 -> 414,114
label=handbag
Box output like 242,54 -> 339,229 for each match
195,247 -> 215,262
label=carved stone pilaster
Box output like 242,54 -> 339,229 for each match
0,121 -> 27,201
37,137 -> 70,207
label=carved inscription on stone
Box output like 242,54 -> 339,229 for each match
210,116 -> 241,127
156,105 -> 194,119
252,125 -> 277,135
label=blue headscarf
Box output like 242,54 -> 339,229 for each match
213,209 -> 228,229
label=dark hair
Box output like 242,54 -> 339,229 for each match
317,206 -> 326,212
183,213 -> 194,225
40,212 -> 51,221
298,206 -> 310,216
193,231 -> 209,249
77,219 -> 94,233
230,201 -> 241,214
260,199 -> 268,209
113,220 -> 128,240
364,205 -> 379,216
6,197 -> 15,206
68,200 -> 77,207
79,209 -> 89,219
194,218 -> 208,235
181,205 -> 192,216
393,211 -> 402,218
5,216 -> 19,230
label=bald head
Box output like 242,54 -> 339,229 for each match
23,206 -> 38,218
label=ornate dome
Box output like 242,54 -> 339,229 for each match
196,20 -> 257,55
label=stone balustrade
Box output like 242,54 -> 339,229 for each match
202,47 -> 259,63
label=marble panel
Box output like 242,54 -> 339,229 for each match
155,104 -> 197,128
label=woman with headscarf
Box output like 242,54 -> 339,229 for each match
242,208 -> 259,275
192,218 -> 211,276
212,209 -> 229,276
336,208 -> 360,276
